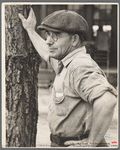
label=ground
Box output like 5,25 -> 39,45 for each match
36,88 -> 118,148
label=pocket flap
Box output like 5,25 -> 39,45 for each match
54,95 -> 65,104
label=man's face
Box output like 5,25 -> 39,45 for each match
45,31 -> 73,60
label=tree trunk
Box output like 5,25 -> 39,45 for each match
5,5 -> 41,147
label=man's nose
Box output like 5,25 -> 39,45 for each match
45,36 -> 54,45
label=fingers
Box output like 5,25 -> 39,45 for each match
28,7 -> 36,20
64,140 -> 78,146
64,139 -> 89,147
18,13 -> 26,22
18,7 -> 36,22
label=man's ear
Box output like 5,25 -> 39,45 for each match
72,34 -> 80,47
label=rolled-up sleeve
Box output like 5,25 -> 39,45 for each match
72,67 -> 117,104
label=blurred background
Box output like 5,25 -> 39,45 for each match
31,4 -> 118,147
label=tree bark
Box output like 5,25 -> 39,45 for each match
5,5 -> 41,147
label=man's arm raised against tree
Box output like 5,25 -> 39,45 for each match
18,8 -> 49,62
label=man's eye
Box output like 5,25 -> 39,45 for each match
44,35 -> 47,40
44,32 -> 49,40
44,37 -> 47,41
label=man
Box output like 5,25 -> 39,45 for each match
18,8 -> 117,147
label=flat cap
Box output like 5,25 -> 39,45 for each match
37,9 -> 89,34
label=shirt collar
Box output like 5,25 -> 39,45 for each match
61,46 -> 86,67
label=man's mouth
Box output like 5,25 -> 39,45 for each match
49,48 -> 57,52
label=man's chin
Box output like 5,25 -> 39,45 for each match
49,54 -> 60,60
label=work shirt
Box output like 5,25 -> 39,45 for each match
48,46 -> 117,138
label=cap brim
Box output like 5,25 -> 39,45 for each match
37,24 -> 63,33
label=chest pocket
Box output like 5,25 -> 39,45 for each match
52,66 -> 70,116
53,91 -> 69,116
51,81 -> 69,116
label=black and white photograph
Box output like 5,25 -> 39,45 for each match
2,2 -> 118,148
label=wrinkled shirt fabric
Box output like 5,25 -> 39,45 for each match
48,46 -> 117,138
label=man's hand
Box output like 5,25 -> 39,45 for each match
64,138 -> 95,147
18,7 -> 36,31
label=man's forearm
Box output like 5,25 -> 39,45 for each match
27,29 -> 49,61
88,91 -> 117,146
